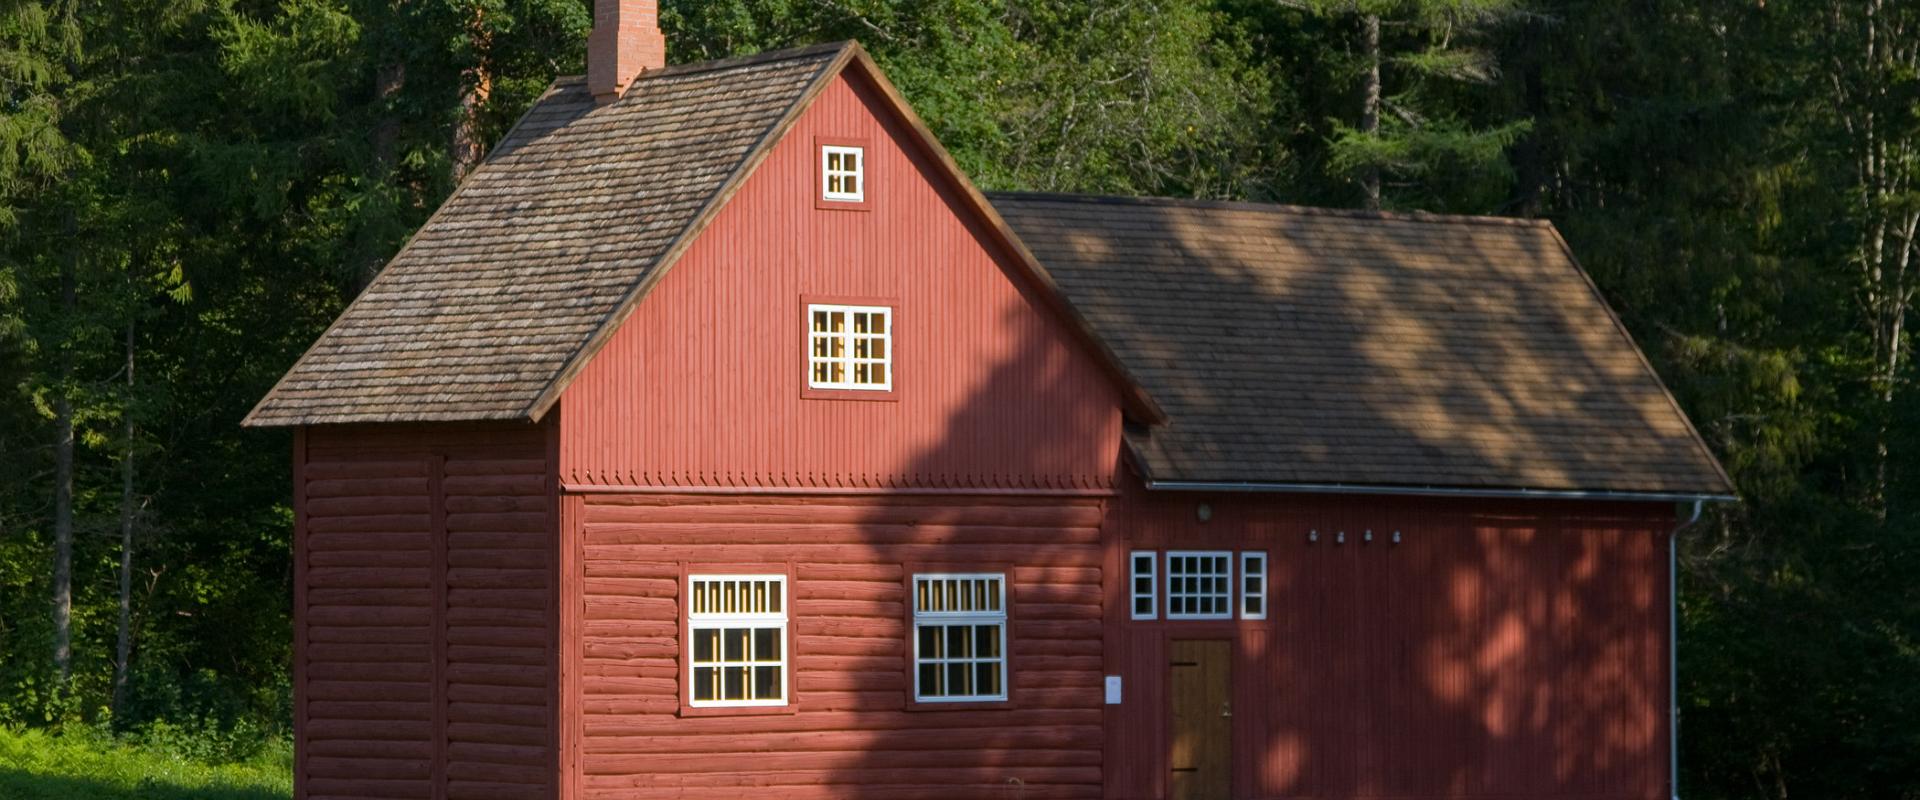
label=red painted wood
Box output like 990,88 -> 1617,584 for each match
570,491 -> 1106,799
1102,475 -> 1675,800
296,422 -> 558,800
292,429 -> 309,799
555,67 -> 1125,492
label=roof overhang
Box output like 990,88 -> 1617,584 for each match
1141,478 -> 1737,504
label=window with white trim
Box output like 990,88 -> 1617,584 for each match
808,304 -> 891,391
821,145 -> 864,202
1240,552 -> 1268,620
687,575 -> 787,707
911,574 -> 1007,702
1130,551 -> 1157,620
1166,551 -> 1233,620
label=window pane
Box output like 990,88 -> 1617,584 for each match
693,667 -> 717,701
922,625 -> 945,658
870,314 -> 885,335
869,363 -> 886,385
845,175 -> 859,194
724,666 -> 746,701
977,663 -> 1000,696
724,628 -> 746,661
919,663 -> 941,696
694,629 -> 718,663
947,663 -> 971,696
754,628 -> 780,660
754,666 -> 781,700
946,625 -> 972,658
975,625 -> 1000,658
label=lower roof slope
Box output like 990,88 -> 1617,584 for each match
990,192 -> 1734,498
244,43 -> 847,427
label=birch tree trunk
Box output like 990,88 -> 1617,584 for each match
1360,12 -> 1382,211
51,216 -> 75,684
112,319 -> 136,717
1830,0 -> 1920,519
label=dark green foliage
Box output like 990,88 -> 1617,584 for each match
0,0 -> 1915,796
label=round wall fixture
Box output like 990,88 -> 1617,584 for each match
1196,502 -> 1213,522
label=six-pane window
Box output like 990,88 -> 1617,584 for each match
912,574 -> 1008,702
821,145 -> 864,202
1166,551 -> 1234,620
687,575 -> 787,707
808,304 -> 891,391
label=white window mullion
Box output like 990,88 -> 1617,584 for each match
688,575 -> 788,707
1240,552 -> 1268,620
1130,551 -> 1157,620
911,574 -> 1008,702
1165,551 -> 1233,620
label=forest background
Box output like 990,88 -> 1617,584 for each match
0,1 -> 1915,797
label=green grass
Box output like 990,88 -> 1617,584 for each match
0,726 -> 292,800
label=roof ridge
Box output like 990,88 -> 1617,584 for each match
985,190 -> 1553,230
552,41 -> 855,87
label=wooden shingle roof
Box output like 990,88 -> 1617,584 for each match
245,43 -> 851,427
989,193 -> 1734,498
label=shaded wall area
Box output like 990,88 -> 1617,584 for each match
297,422 -> 557,800
1105,484 -> 1673,800
573,492 -> 1106,799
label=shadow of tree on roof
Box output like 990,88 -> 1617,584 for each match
811,198 -> 1676,798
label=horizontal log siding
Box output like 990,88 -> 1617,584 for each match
575,492 -> 1107,799
1105,486 -> 1672,800
300,423 -> 556,800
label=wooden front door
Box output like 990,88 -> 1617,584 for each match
1169,640 -> 1232,800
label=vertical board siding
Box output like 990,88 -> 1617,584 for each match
299,423 -> 556,800
557,68 -> 1124,492
574,492 -> 1106,799
1106,483 -> 1672,800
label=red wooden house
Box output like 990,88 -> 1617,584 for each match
245,3 -> 1734,799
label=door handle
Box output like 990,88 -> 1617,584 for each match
1220,702 -> 1232,718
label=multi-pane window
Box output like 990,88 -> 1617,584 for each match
687,575 -> 787,707
808,304 -> 891,391
1240,552 -> 1268,620
821,145 -> 864,202
912,574 -> 1008,702
1130,551 -> 1157,620
1166,551 -> 1233,620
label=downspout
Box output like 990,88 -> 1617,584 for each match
1670,499 -> 1704,800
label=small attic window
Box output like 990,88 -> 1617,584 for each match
821,145 -> 864,202
808,303 -> 891,392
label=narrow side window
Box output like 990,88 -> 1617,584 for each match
687,575 -> 788,707
1130,551 -> 1157,620
911,574 -> 1008,702
1240,552 -> 1268,620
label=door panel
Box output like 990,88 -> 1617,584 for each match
1170,640 -> 1232,800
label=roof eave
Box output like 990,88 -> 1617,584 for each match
1141,478 -> 1738,505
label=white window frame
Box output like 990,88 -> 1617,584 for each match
1130,551 -> 1157,620
821,145 -> 864,202
807,303 -> 893,391
1165,551 -> 1234,620
1240,551 -> 1268,620
911,573 -> 1009,703
686,574 -> 789,708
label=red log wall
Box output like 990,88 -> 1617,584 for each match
571,492 -> 1108,799
296,422 -> 558,800
555,66 -> 1124,492
1103,483 -> 1673,800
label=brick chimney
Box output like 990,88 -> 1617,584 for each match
587,0 -> 666,104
